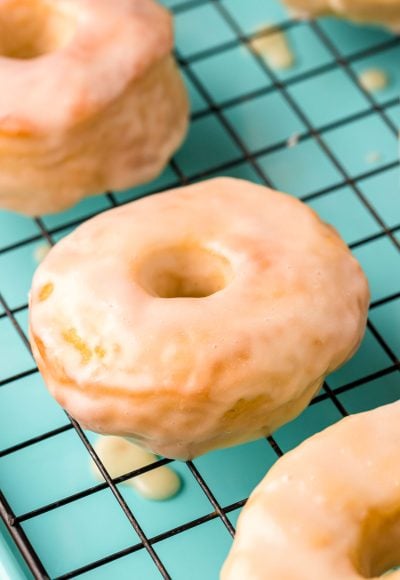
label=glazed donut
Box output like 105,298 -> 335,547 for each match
0,0 -> 188,215
29,177 -> 369,460
283,0 -> 400,31
221,401 -> 400,580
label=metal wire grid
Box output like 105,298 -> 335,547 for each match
0,0 -> 399,578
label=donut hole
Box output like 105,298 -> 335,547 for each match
357,507 -> 400,577
0,0 -> 76,59
136,245 -> 233,298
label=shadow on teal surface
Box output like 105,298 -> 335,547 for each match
370,298 -> 400,359
353,237 -> 400,302
338,371 -> 400,413
194,438 -> 276,506
181,69 -> 208,114
200,160 -> 263,184
191,44 -> 271,104
327,327 -> 392,390
175,115 -> 241,176
41,194 -> 112,231
113,165 -> 179,205
274,398 -> 342,452
319,17 -> 392,56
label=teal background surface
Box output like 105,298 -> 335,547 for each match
0,0 -> 399,578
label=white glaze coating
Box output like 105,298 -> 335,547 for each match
358,68 -> 389,93
29,178 -> 369,459
92,436 -> 180,501
221,401 -> 400,579
250,26 -> 295,70
33,242 -> 50,263
0,0 -> 188,215
283,0 -> 400,30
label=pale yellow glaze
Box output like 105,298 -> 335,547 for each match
283,0 -> 400,31
365,151 -> 382,164
358,69 -> 389,92
287,133 -> 300,148
92,436 -> 180,501
250,26 -> 295,70
29,177 -> 369,459
0,0 -> 188,215
33,243 -> 50,263
221,402 -> 400,579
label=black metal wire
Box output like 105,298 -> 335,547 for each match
0,257 -> 172,579
179,13 -> 397,66
68,420 -> 172,579
349,224 -> 400,250
309,20 -> 398,135
0,425 -> 73,459
366,320 -> 400,364
370,291 -> 400,309
0,491 -> 50,580
212,0 -> 400,251
0,2 -> 399,578
176,55 -> 275,187
186,461 -> 236,537
0,367 -> 38,388
15,458 -> 175,524
0,104 -> 397,258
333,364 -> 400,396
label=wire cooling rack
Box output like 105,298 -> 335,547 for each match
0,0 -> 399,578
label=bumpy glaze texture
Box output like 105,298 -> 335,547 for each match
221,401 -> 400,579
283,0 -> 400,31
0,0 -> 188,215
29,178 -> 369,459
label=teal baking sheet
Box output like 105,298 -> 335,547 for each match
1,0 -> 399,578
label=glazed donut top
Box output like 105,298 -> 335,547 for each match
0,0 -> 172,135
221,401 -> 400,579
30,178 -> 369,447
